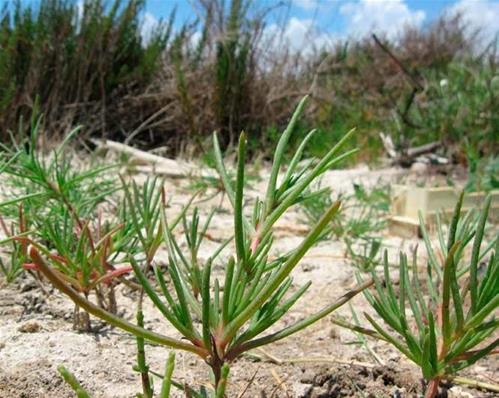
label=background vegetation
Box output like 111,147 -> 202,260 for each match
0,0 -> 497,163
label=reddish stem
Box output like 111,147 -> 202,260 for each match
425,378 -> 440,398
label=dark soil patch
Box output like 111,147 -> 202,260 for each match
0,359 -> 73,398
297,364 -> 420,397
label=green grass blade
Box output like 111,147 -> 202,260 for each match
131,259 -> 195,339
201,260 -> 212,352
234,133 -> 247,266
231,279 -> 372,356
419,211 -> 442,280
159,352 -> 176,398
281,129 -> 317,187
470,195 -> 491,314
442,242 -> 460,347
447,191 -> 464,252
212,132 -> 254,235
264,96 -> 308,215
222,257 -> 235,325
258,129 -> 355,241
57,365 -> 91,398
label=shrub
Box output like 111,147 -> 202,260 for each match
1,1 -> 494,161
28,97 -> 372,394
0,0 -> 171,140
346,193 -> 498,398
0,119 -> 130,329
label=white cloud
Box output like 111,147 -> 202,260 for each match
141,12 -> 160,43
339,0 -> 426,39
190,31 -> 202,48
263,17 -> 332,54
76,0 -> 84,20
449,0 -> 499,45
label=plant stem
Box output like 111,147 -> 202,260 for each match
30,247 -> 208,357
215,364 -> 230,398
424,378 -> 440,398
159,352 -> 176,398
136,293 -> 153,398
57,365 -> 92,398
450,376 -> 499,393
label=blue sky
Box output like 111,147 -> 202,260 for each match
140,0 -> 499,47
8,0 -> 499,46
144,1 -> 457,24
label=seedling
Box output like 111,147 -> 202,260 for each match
300,184 -> 339,240
300,181 -> 388,272
23,208 -> 134,330
345,236 -> 382,272
30,97 -> 372,394
0,146 -> 47,283
347,193 -> 498,397
0,204 -> 28,283
58,352 -> 177,398
0,119 -> 116,222
0,120 -> 135,328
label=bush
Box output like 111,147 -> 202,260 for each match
1,1 -> 496,161
0,0 -> 171,141
24,98 -> 372,395
344,193 -> 498,398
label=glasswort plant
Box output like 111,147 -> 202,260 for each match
0,120 -> 133,329
348,193 -> 498,398
29,97 -> 372,395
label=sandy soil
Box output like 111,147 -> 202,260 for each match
0,160 -> 497,397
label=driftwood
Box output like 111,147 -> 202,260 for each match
379,132 -> 397,159
92,139 -> 217,179
379,133 -> 445,166
407,141 -> 442,157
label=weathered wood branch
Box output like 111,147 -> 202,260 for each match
92,139 -> 217,179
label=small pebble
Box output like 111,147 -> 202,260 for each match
18,321 -> 41,333
301,263 -> 315,272
410,162 -> 428,174
329,327 -> 338,339
293,382 -> 313,397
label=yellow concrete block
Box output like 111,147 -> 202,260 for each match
389,185 -> 498,237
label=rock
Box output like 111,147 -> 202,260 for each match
18,321 -> 41,333
293,382 -> 313,397
19,280 -> 37,293
448,386 -> 473,398
410,162 -> 428,174
310,386 -> 329,398
301,263 -> 316,272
